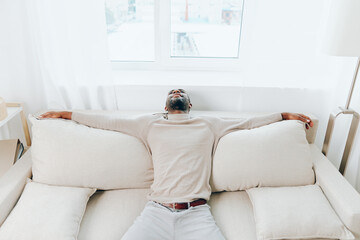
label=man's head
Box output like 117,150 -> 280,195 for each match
165,89 -> 192,114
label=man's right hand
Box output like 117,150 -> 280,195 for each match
39,111 -> 72,120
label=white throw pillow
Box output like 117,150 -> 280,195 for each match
29,115 -> 153,190
246,185 -> 354,240
0,180 -> 96,240
211,120 -> 314,192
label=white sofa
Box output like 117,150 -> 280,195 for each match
0,110 -> 360,240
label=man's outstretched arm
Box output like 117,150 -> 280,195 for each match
212,112 -> 313,139
38,111 -> 151,138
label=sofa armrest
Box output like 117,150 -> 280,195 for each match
310,144 -> 360,239
0,149 -> 32,226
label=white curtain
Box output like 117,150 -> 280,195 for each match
25,0 -> 117,110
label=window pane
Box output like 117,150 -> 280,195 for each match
105,0 -> 155,61
171,0 -> 243,58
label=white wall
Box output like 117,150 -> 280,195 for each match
0,0 -> 46,114
0,0 -> 46,142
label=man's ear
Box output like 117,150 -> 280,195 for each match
189,103 -> 192,109
165,106 -> 168,111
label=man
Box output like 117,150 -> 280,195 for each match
40,89 -> 313,240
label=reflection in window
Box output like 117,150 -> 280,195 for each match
171,0 -> 244,58
105,0 -> 155,61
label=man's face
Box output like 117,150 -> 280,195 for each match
165,89 -> 192,113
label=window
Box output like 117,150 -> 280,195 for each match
105,0 -> 244,68
171,0 -> 243,58
105,0 -> 155,61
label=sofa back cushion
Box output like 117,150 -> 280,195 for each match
30,113 -> 315,191
210,120 -> 315,192
30,116 -> 153,190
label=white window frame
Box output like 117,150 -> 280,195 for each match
111,0 -> 245,72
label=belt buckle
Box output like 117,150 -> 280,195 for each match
173,202 -> 190,210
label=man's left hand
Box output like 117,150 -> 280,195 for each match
281,112 -> 314,129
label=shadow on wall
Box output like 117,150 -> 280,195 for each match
56,85 -> 118,110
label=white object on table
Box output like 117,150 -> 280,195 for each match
0,103 -> 31,147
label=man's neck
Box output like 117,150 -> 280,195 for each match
167,111 -> 190,120
167,110 -> 189,114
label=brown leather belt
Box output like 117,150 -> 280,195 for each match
158,199 -> 207,210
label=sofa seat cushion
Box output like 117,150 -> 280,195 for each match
246,185 -> 354,240
210,191 -> 340,240
209,191 -> 257,240
78,189 -> 339,240
79,189 -> 256,240
80,189 -> 254,240
78,188 -> 150,240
